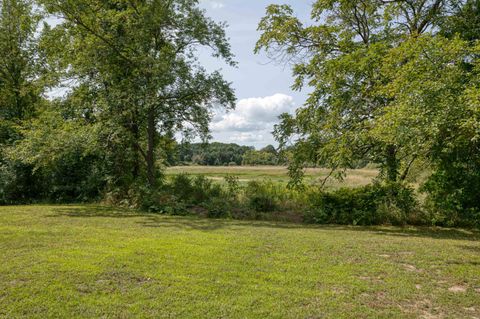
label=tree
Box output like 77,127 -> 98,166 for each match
255,0 -> 465,187
261,145 -> 277,155
420,1 -> 480,226
242,149 -> 278,166
0,0 -> 50,204
40,0 -> 236,190
441,0 -> 480,41
0,0 -> 44,145
177,142 -> 252,166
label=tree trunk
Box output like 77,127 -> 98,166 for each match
385,144 -> 398,183
146,107 -> 156,187
131,121 -> 140,181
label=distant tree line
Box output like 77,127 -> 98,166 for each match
166,143 -> 286,166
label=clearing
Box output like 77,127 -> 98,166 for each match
166,166 -> 378,188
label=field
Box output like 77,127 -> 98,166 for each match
166,166 -> 378,188
1,205 -> 479,318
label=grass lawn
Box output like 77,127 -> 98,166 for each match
166,166 -> 378,188
1,205 -> 479,318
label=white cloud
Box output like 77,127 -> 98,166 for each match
230,132 -> 265,143
210,93 -> 297,147
202,0 -> 225,9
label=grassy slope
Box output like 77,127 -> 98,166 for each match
166,166 -> 378,188
1,205 -> 479,318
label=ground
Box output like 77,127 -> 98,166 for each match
1,205 -> 479,318
166,166 -> 378,188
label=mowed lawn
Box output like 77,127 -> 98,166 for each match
166,166 -> 378,188
1,206 -> 479,318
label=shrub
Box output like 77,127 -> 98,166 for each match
304,182 -> 417,226
0,161 -> 45,205
167,174 -> 225,208
244,180 -> 279,213
422,164 -> 480,228
140,191 -> 189,215
191,175 -> 222,204
224,175 -> 240,200
169,173 -> 195,203
205,197 -> 232,218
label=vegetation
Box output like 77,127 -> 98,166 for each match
167,142 -> 285,167
1,1 -> 480,316
1,0 -> 235,205
1,0 -> 480,228
255,0 -> 480,225
242,145 -> 282,166
139,171 -> 430,227
1,205 -> 479,318
175,142 -> 253,166
165,165 -> 377,187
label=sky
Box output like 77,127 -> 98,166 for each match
196,0 -> 313,148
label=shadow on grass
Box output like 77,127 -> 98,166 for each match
49,206 -> 480,241
49,205 -> 145,218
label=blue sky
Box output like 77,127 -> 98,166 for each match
197,0 -> 312,148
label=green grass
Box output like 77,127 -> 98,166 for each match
1,205 -> 479,318
166,166 -> 378,188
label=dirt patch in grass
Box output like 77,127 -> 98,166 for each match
448,285 -> 467,293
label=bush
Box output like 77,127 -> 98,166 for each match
224,175 -> 240,200
140,191 -> 189,215
422,168 -> 480,228
169,173 -> 195,203
304,182 -> 417,226
244,180 -> 279,213
0,161 -> 43,205
191,175 -> 222,204
421,135 -> 480,228
161,174 -> 230,218
142,174 -> 421,226
205,197 -> 232,218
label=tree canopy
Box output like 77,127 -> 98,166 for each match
256,0 -> 480,187
38,0 -> 235,189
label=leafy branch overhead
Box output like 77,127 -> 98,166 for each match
256,0 -> 480,189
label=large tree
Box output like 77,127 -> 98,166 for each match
255,0 -> 467,186
0,0 -> 44,145
40,0 -> 236,189
0,0 -> 51,204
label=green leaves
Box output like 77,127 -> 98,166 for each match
37,0 -> 236,190
257,0 -> 480,188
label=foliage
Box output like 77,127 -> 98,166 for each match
242,149 -> 278,166
255,0 -> 476,186
0,161 -> 42,204
244,180 -> 281,213
224,175 -> 240,199
5,107 -> 106,203
421,131 -> 480,227
0,0 -> 54,204
176,142 -> 253,166
304,183 -> 417,226
0,0 -> 45,126
39,0 -> 236,189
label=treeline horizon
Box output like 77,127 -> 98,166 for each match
168,142 -> 286,166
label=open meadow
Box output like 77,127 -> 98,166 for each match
166,166 -> 378,189
1,205 -> 479,318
